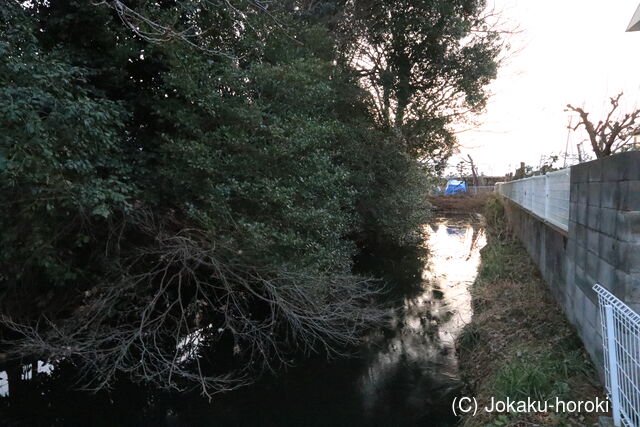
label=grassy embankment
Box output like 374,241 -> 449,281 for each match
457,196 -> 604,427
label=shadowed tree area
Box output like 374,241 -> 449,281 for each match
0,0 -> 502,399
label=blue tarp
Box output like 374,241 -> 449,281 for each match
446,225 -> 465,236
444,179 -> 467,194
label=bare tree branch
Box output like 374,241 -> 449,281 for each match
2,211 -> 389,398
567,92 -> 640,158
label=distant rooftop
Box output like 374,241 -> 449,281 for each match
628,3 -> 640,31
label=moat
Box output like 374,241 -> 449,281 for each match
0,214 -> 486,427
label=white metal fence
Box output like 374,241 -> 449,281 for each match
594,283 -> 640,427
496,168 -> 571,231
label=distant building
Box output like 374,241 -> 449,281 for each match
628,4 -> 640,31
632,129 -> 640,150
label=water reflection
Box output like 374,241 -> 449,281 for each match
358,215 -> 486,426
0,214 -> 486,427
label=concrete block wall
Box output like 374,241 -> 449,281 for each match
502,152 -> 640,376
502,199 -> 568,306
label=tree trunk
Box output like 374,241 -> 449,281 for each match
467,155 -> 479,194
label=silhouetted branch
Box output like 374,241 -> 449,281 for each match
567,92 -> 640,158
2,212 -> 388,398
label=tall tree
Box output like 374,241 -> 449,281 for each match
339,0 -> 501,169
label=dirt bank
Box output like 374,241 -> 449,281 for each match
428,193 -> 492,213
456,196 -> 605,427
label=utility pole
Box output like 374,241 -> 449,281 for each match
563,116 -> 572,167
576,142 -> 584,163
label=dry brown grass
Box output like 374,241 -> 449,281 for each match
457,200 -> 604,427
428,193 -> 492,213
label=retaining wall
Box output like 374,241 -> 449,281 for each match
501,152 -> 640,374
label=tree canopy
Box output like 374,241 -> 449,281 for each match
0,0 -> 502,396
340,0 -> 501,166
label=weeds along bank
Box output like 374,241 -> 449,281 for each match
457,197 -> 603,427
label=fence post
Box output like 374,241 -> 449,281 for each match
544,174 -> 550,222
605,304 -> 622,426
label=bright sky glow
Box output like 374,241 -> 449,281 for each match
450,0 -> 640,176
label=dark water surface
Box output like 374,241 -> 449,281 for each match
0,214 -> 486,427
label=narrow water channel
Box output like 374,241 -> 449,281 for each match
0,214 -> 486,427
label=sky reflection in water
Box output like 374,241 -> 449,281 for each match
358,215 -> 486,426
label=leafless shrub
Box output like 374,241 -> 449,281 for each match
2,212 -> 389,399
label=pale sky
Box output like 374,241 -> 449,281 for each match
450,0 -> 640,176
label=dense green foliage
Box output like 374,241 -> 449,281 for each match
0,5 -> 133,287
0,0 -> 501,394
